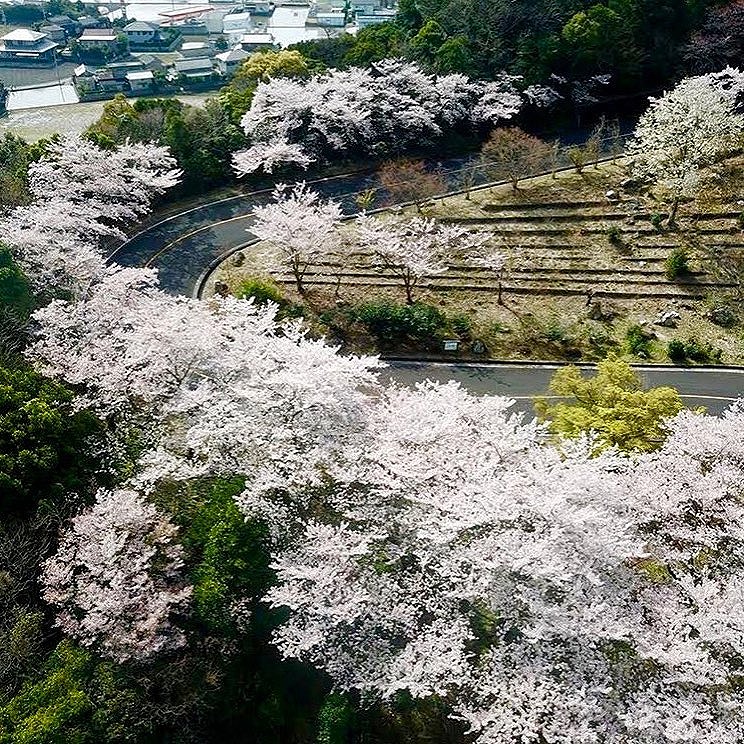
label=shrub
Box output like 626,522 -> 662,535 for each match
607,226 -> 622,245
234,277 -> 284,305
650,212 -> 665,231
737,211 -> 744,230
665,247 -> 690,279
667,337 -> 722,364
352,301 -> 447,345
667,339 -> 687,363
625,324 -> 652,357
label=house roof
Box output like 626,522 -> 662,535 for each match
80,29 -> 118,41
181,41 -> 208,49
174,57 -> 213,71
40,24 -> 65,33
74,63 -> 95,76
48,15 -> 76,24
215,47 -> 249,62
2,29 -> 46,43
126,70 -> 154,80
240,33 -> 274,43
124,21 -> 158,32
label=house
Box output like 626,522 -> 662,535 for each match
222,11 -> 252,32
355,8 -> 396,27
349,0 -> 382,13
72,63 -> 97,92
106,59 -> 146,79
47,14 -> 81,36
78,28 -> 121,51
137,54 -> 166,72
173,57 -> 214,82
214,46 -> 248,76
316,8 -> 346,27
180,41 -> 211,58
238,32 -> 275,52
94,69 -> 128,93
39,24 -> 67,44
0,29 -> 58,67
126,69 -> 154,93
77,15 -> 110,31
123,21 -> 160,45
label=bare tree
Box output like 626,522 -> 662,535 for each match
480,127 -> 552,190
378,158 -> 447,212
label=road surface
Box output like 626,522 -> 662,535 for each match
385,361 -> 743,415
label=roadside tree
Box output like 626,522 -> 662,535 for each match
377,158 -> 446,211
535,358 -> 684,452
251,183 -> 343,294
355,214 -> 490,304
480,127 -> 553,190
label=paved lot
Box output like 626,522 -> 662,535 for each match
0,63 -> 77,88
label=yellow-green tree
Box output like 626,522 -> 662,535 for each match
535,358 -> 684,452
219,50 -> 312,124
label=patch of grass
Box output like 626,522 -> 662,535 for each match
234,276 -> 305,320
234,276 -> 284,305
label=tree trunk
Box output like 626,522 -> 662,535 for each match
667,197 -> 680,228
497,280 -> 503,305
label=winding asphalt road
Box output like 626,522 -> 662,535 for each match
386,361 -> 743,415
109,148 -> 743,411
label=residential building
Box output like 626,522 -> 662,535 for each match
78,28 -> 121,51
316,9 -> 346,26
180,40 -> 212,58
239,32 -> 275,52
72,63 -> 97,92
47,14 -> 81,36
39,24 -> 67,44
173,56 -> 215,82
137,54 -> 166,72
0,29 -> 58,67
214,45 -> 248,75
78,15 -> 110,31
126,69 -> 154,93
106,59 -> 146,79
355,8 -> 396,27
123,21 -> 160,45
222,10 -> 252,32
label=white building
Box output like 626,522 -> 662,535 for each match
126,69 -> 155,92
215,45 -> 249,75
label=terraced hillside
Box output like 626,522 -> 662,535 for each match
214,161 -> 744,364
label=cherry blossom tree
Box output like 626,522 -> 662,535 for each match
27,135 -> 180,225
251,182 -> 343,294
1,136 -> 180,294
629,69 -> 744,226
355,214 -> 491,304
263,385 -> 744,744
232,60 -> 523,174
42,488 -> 191,663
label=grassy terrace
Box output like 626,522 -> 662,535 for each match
215,158 -> 744,364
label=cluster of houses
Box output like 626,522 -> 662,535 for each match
0,5 -> 280,69
309,0 -> 396,29
70,34 -> 269,99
